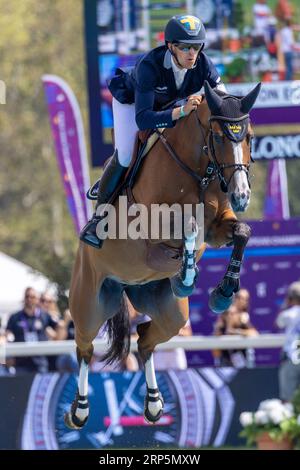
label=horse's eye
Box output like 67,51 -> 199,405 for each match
246,134 -> 253,145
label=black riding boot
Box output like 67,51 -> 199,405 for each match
80,150 -> 127,249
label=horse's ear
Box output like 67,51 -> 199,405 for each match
240,83 -> 261,113
204,81 -> 223,114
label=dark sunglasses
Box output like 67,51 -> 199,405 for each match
173,43 -> 202,52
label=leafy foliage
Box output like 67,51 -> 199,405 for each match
239,392 -> 300,447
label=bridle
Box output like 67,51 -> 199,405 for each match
205,113 -> 254,193
156,108 -> 254,196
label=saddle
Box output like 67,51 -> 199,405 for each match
86,129 -> 161,201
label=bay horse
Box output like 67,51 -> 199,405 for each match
64,81 -> 261,429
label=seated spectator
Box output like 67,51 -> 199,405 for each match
39,291 -> 60,322
212,305 -> 259,368
277,282 -> 300,401
5,287 -> 62,374
233,288 -> 250,314
55,309 -> 78,373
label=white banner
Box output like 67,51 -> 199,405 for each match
227,81 -> 300,108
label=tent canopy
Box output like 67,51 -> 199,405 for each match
0,252 -> 56,316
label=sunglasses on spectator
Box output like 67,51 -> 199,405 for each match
173,43 -> 202,52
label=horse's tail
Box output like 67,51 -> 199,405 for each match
101,293 -> 131,366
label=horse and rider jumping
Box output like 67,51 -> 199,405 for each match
65,15 -> 260,429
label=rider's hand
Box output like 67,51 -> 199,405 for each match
183,95 -> 202,115
172,95 -> 202,121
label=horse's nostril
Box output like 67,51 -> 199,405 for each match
241,192 -> 246,199
231,194 -> 237,206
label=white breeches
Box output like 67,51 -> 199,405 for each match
112,97 -> 139,168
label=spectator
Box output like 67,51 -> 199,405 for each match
55,309 -> 78,373
275,0 -> 294,22
277,19 -> 296,80
233,288 -> 250,314
276,282 -> 300,330
212,305 -> 259,368
252,0 -> 272,44
39,291 -> 60,322
277,282 -> 300,401
5,287 -> 62,374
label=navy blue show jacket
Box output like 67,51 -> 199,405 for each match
108,46 -> 221,130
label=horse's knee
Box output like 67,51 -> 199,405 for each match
233,221 -> 251,247
75,328 -> 97,357
76,344 -> 94,364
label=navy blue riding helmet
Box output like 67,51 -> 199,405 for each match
164,14 -> 206,45
108,15 -> 222,130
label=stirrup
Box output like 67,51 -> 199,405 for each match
80,217 -> 103,249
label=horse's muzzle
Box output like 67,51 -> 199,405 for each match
230,191 -> 251,212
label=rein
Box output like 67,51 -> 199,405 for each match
155,129 -> 214,191
156,107 -> 253,196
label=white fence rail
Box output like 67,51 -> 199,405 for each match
2,334 -> 285,357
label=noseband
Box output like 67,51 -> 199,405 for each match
208,114 -> 253,193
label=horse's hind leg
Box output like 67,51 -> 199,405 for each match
64,301 -> 104,430
126,280 -> 189,423
64,248 -> 107,429
209,220 -> 251,313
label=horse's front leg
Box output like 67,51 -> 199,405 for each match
209,220 -> 251,313
171,217 -> 199,298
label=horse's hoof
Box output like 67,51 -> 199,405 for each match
144,393 -> 164,424
64,405 -> 89,429
170,276 -> 196,298
209,287 -> 233,313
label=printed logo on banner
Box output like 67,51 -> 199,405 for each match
274,261 -> 292,269
291,81 -> 300,105
251,262 -> 269,272
252,135 -> 300,160
253,308 -> 272,316
256,282 -> 267,298
206,265 -> 227,272
21,371 -> 237,449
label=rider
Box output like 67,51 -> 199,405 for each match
80,14 -> 226,248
